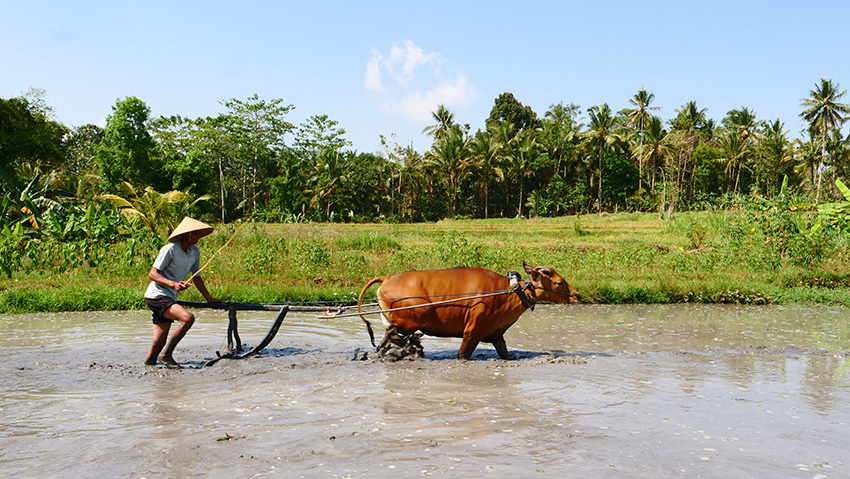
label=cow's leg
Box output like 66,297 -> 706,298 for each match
459,310 -> 486,359
492,336 -> 514,360
458,335 -> 481,359
377,326 -> 412,358
376,326 -> 397,354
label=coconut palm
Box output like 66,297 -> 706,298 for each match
621,87 -> 660,190
667,101 -> 709,203
720,107 -> 761,193
503,129 -> 547,217
829,130 -> 850,185
717,131 -> 752,193
465,130 -> 504,218
542,102 -> 582,180
800,78 -> 850,201
396,147 -> 428,220
584,104 -> 624,211
306,149 -> 349,219
724,107 -> 759,143
545,101 -> 582,127
422,104 -> 457,141
425,126 -> 468,217
632,115 -> 669,190
380,135 -> 425,220
755,119 -> 793,195
794,133 -> 820,190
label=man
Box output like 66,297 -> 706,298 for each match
143,217 -> 220,368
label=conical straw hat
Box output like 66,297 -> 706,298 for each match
168,217 -> 214,242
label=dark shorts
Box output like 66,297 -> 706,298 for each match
145,296 -> 177,324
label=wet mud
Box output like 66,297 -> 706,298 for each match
2,304 -> 850,477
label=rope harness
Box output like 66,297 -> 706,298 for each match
507,271 -> 536,311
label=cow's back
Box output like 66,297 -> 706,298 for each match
379,267 -> 505,298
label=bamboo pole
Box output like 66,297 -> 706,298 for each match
188,213 -> 254,282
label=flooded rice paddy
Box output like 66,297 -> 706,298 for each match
2,304 -> 850,478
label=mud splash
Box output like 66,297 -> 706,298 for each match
2,304 -> 850,477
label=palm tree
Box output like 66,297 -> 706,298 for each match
584,104 -> 623,212
756,119 -> 793,195
465,130 -> 504,218
829,130 -> 850,185
397,147 -> 425,220
800,78 -> 850,201
717,131 -> 751,193
724,107 -> 759,143
794,133 -> 820,190
542,102 -> 582,180
386,144 -> 424,220
425,126 -> 468,217
621,87 -> 660,190
504,130 -> 548,218
306,149 -> 349,218
632,115 -> 669,190
545,102 -> 581,127
503,129 -> 547,218
720,107 -> 760,193
493,120 -> 517,149
422,104 -> 457,141
667,101 -> 709,205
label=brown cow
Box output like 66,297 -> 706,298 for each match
357,262 -> 580,360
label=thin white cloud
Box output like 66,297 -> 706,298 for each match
387,41 -> 443,85
366,41 -> 477,122
397,74 -> 477,121
365,52 -> 384,93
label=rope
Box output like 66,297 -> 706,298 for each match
536,286 -> 581,298
320,289 -> 514,319
363,290 -> 509,302
265,289 -> 516,308
324,285 -> 577,320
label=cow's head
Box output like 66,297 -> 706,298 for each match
523,261 -> 581,304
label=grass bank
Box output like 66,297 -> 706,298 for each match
1,211 -> 849,314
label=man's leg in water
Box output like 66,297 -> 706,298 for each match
145,322 -> 171,366
158,303 -> 195,368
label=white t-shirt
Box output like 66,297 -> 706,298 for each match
144,242 -> 201,300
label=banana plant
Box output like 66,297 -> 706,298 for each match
0,220 -> 26,277
100,181 -> 212,236
809,179 -> 850,235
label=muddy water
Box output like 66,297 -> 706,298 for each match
2,304 -> 850,478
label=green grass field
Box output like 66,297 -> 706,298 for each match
1,212 -> 848,313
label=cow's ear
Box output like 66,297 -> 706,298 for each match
525,262 -> 542,282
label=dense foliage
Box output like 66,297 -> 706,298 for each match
4,83 -> 850,222
1,82 -> 850,294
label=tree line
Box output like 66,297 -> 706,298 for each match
2,80 -> 850,230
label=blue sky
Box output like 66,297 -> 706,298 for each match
3,1 -> 849,154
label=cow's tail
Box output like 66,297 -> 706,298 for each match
357,276 -> 385,347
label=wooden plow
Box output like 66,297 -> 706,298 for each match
176,300 -> 354,367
